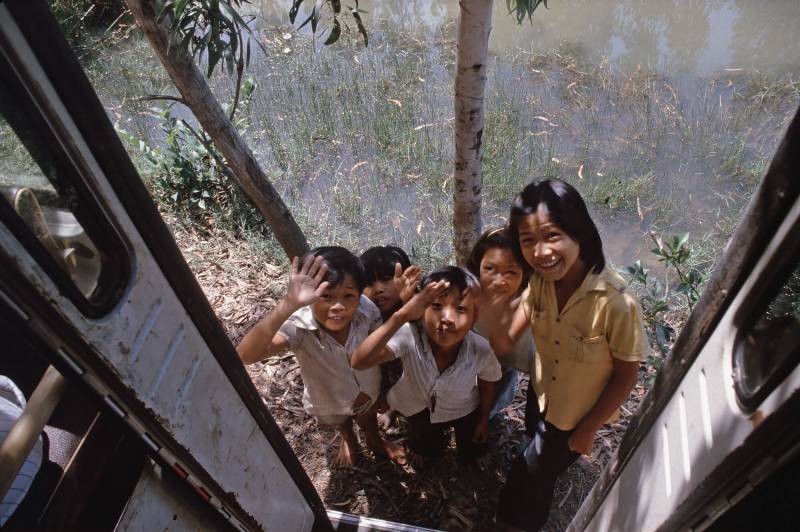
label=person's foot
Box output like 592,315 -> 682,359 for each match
366,435 -> 406,465
332,436 -> 359,467
377,409 -> 398,430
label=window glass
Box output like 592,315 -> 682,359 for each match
734,262 -> 800,407
0,109 -> 126,315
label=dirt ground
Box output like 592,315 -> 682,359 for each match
171,219 -> 651,531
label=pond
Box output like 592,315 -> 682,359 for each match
240,0 -> 800,269
81,1 -> 800,275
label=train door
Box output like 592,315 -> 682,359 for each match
568,110 -> 800,531
0,1 -> 329,529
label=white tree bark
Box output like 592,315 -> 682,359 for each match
453,0 -> 493,266
124,0 -> 309,259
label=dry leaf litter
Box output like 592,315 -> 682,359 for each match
170,217 -> 651,531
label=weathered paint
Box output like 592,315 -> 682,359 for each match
0,9 -> 314,530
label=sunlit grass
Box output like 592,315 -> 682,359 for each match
42,18 -> 800,276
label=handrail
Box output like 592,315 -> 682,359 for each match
0,365 -> 65,501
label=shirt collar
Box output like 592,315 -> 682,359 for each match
573,265 -> 627,298
290,304 -> 319,331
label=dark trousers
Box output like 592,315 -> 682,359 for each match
497,382 -> 580,531
406,408 -> 487,463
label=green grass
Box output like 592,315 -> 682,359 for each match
4,12 -> 798,280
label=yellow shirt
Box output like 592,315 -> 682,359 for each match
521,265 -> 649,430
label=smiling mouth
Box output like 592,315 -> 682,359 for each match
535,257 -> 560,270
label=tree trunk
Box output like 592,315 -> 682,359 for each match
124,0 -> 309,259
452,0 -> 493,266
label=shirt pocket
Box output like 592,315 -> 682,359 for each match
531,309 -> 553,342
566,328 -> 609,363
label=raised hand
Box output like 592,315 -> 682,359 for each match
394,262 -> 422,304
284,255 -> 330,309
397,279 -> 450,322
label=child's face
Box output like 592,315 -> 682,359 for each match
423,288 -> 478,352
517,204 -> 583,283
310,274 -> 360,334
479,247 -> 524,298
363,276 -> 400,315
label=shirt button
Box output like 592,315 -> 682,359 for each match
556,317 -> 561,323
552,376 -> 556,381
554,340 -> 560,346
555,359 -> 559,364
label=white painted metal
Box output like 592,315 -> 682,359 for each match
573,197 -> 800,532
118,460 -> 226,530
0,8 -> 313,530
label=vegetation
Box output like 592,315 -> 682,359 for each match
16,2 -> 800,334
115,81 -> 269,235
621,232 -> 708,378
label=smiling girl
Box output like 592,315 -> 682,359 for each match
492,180 -> 649,531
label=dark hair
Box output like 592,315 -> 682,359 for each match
360,246 -> 412,285
466,226 -> 532,288
302,246 -> 367,292
508,179 -> 605,273
421,266 -> 480,295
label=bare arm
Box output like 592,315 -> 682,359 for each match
351,280 -> 449,370
568,358 -> 639,455
488,303 -> 530,358
237,255 -> 329,365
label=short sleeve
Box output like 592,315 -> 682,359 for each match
360,296 -> 383,333
276,320 -> 302,351
606,291 -> 650,362
476,340 -> 502,382
386,322 -> 416,360
520,284 -> 533,321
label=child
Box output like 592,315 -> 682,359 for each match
360,246 -> 421,428
351,266 -> 502,464
466,227 -> 534,420
360,246 -> 420,321
237,246 -> 404,466
492,180 -> 648,531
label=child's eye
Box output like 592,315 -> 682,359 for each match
320,294 -> 332,300
456,305 -> 468,313
430,303 -> 442,310
546,232 -> 560,240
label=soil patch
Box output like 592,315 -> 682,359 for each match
170,219 -> 649,531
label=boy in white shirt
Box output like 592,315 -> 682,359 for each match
351,266 -> 502,463
238,246 -> 404,466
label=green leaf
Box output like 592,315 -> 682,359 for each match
311,6 -> 319,33
351,8 -> 369,46
324,17 -> 341,45
289,0 -> 304,24
156,1 -> 175,23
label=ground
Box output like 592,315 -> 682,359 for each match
172,217 -> 651,531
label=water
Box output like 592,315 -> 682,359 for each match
82,0 -> 800,274
257,0 -> 800,78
